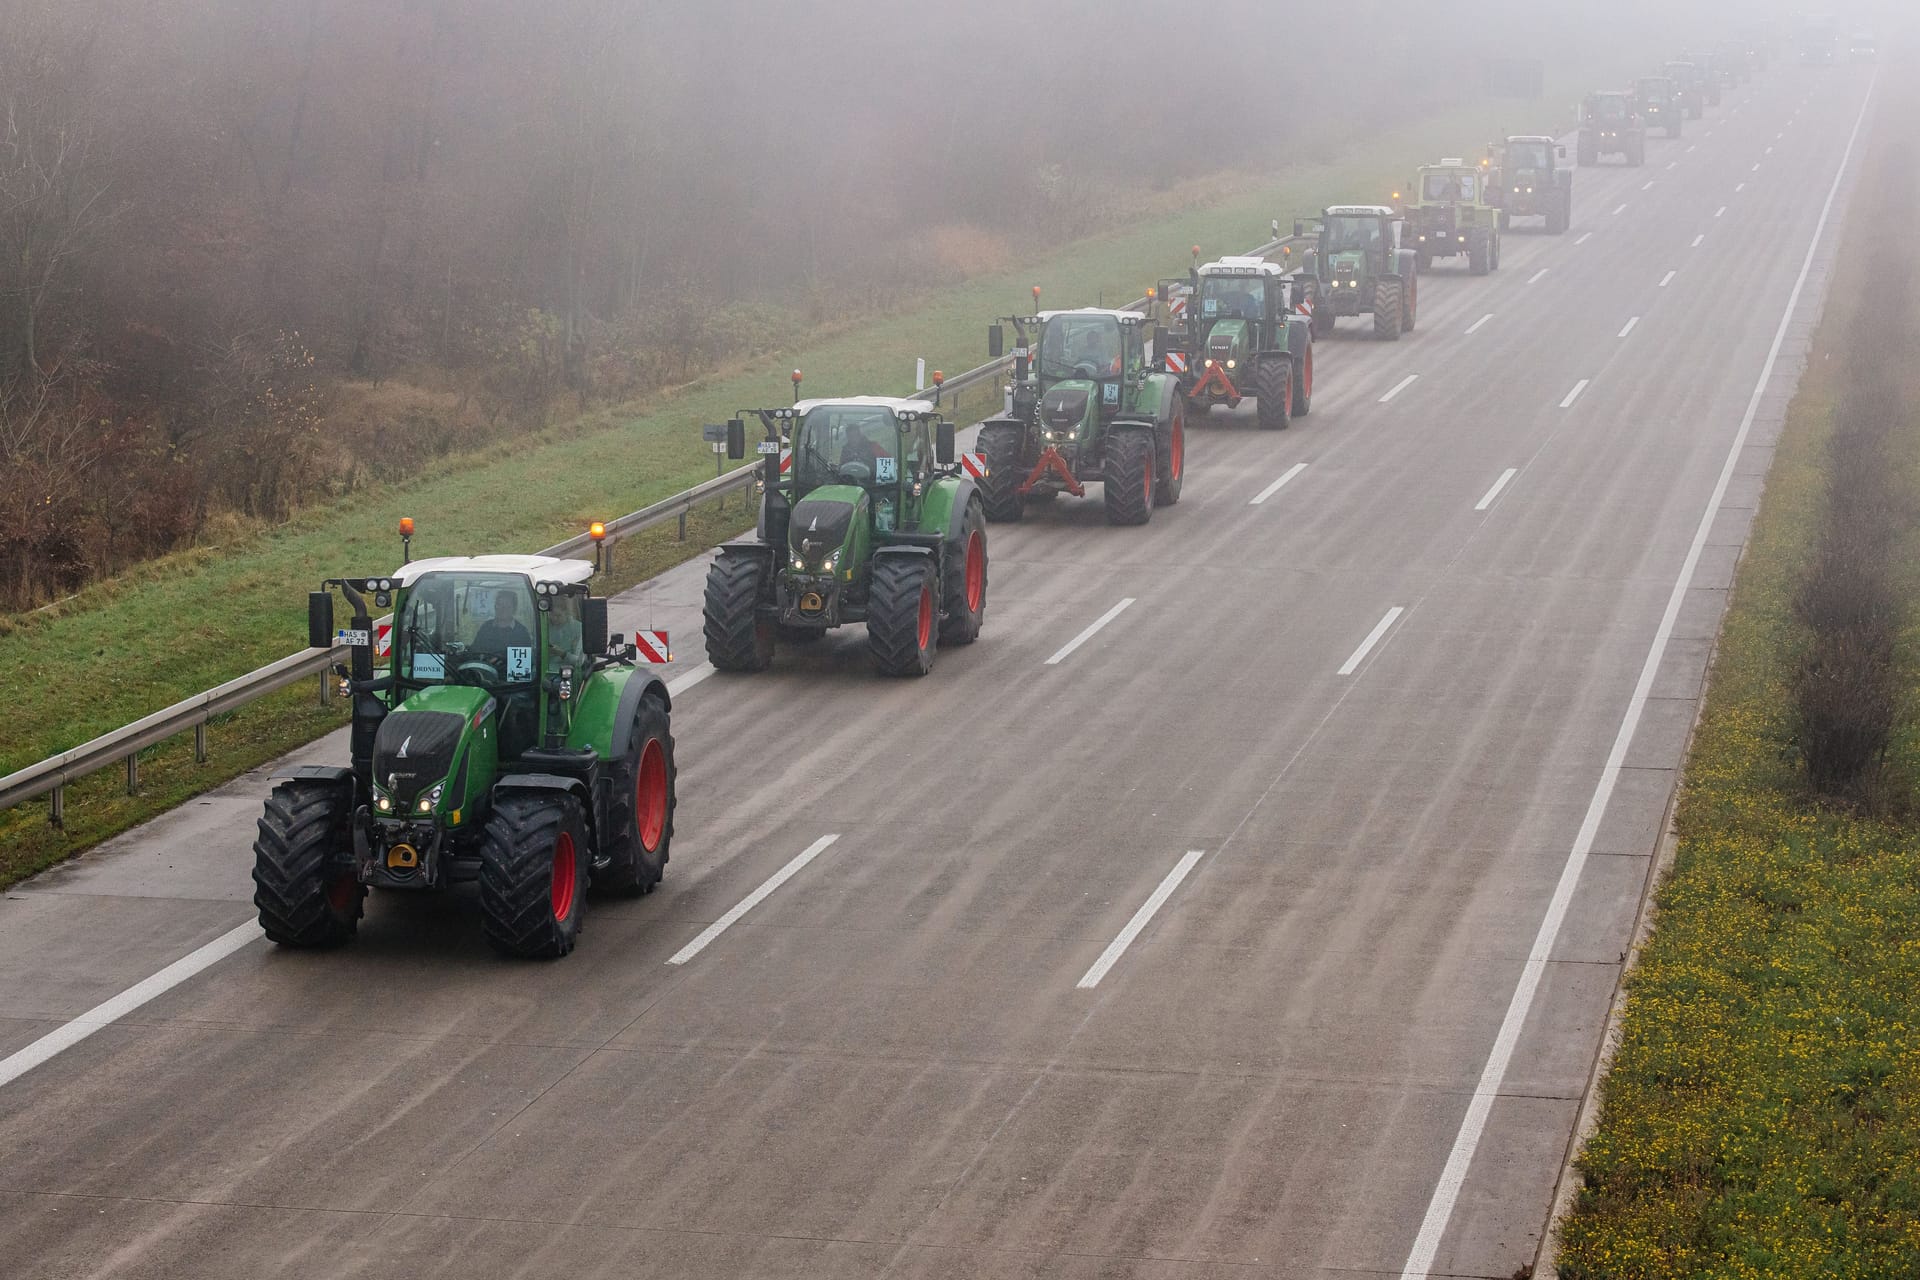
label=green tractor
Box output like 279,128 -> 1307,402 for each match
1634,76 -> 1686,138
256,538 -> 676,959
1153,253 -> 1315,430
1400,160 -> 1503,274
702,384 -> 987,677
1294,206 -> 1421,341
1577,91 -> 1646,167
1486,135 -> 1573,234
975,303 -> 1186,524
1670,56 -> 1720,109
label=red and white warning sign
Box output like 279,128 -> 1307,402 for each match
780,447 -> 793,474
374,622 -> 393,659
634,630 -> 672,664
1164,351 -> 1189,375
959,451 -> 989,479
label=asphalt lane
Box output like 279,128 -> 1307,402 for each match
0,64 -> 1876,1280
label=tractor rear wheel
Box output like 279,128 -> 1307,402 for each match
1548,196 -> 1570,235
1254,356 -> 1293,431
479,793 -> 590,959
1102,428 -> 1155,525
976,423 -> 1027,523
939,500 -> 989,645
1577,140 -> 1597,167
1373,279 -> 1404,341
1403,274 -> 1419,332
703,550 -> 774,672
253,779 -> 362,949
1490,233 -> 1502,271
594,695 -> 674,898
868,555 -> 938,676
1291,342 -> 1314,417
1154,402 -> 1185,506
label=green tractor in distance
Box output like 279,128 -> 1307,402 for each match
1486,135 -> 1573,233
258,539 -> 676,959
1153,253 -> 1315,430
1578,91 -> 1646,167
1670,56 -> 1720,109
702,383 -> 987,677
1400,160 -> 1503,274
1294,205 -> 1421,341
975,302 -> 1186,524
1634,76 -> 1686,138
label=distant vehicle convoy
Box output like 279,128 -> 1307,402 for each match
259,36 -> 1805,956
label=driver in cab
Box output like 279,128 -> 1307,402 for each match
835,413 -> 896,476
1065,325 -> 1122,376
471,590 -> 534,670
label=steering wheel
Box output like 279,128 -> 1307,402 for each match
1072,361 -> 1102,380
455,655 -> 504,686
837,461 -> 873,484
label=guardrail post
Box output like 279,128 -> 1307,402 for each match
125,753 -> 139,796
678,508 -> 688,541
50,785 -> 64,829
194,722 -> 208,764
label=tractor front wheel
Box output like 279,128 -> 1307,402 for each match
939,500 -> 989,645
1291,342 -> 1314,417
253,779 -> 362,948
594,695 -> 675,898
1154,402 -> 1185,505
1374,279 -> 1404,341
1102,428 -> 1155,525
1468,232 -> 1491,276
1310,301 -> 1334,340
869,556 -> 938,676
1254,356 -> 1293,430
1403,274 -> 1419,332
976,423 -> 1027,522
479,793 -> 590,959
703,550 -> 774,672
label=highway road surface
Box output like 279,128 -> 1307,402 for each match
0,63 -> 1877,1280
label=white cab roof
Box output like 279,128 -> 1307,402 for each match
393,555 -> 596,588
792,396 -> 934,416
1199,255 -> 1284,277
1036,307 -> 1142,322
1325,205 -> 1396,217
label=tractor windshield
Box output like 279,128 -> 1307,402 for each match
1421,172 -> 1476,201
793,406 -> 901,490
1198,276 -> 1266,321
1507,141 -> 1551,169
1637,79 -> 1670,104
396,572 -> 539,688
1594,95 -> 1629,120
1038,316 -> 1122,379
1324,216 -> 1385,254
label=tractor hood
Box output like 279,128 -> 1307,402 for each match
1040,381 -> 1099,440
1327,249 -> 1369,279
374,684 -> 491,806
1203,318 -> 1251,365
789,490 -> 865,566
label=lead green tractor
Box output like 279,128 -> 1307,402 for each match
975,304 -> 1186,524
1400,160 -> 1503,274
702,386 -> 988,677
256,539 -> 676,959
1153,254 -> 1315,429
1294,206 -> 1421,340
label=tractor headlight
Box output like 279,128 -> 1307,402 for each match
416,782 -> 444,815
375,790 -> 392,813
821,549 -> 841,574
791,553 -> 806,571
1226,360 -> 1236,370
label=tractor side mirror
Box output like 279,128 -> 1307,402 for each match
936,421 -> 956,466
1293,219 -> 1306,238
581,597 -> 610,655
988,324 -> 1005,359
308,591 -> 334,649
725,417 -> 746,460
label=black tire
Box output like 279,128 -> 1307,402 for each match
1669,121 -> 1683,139
1254,356 -> 1293,431
939,499 -> 988,645
1310,300 -> 1334,339
976,422 -> 1027,523
253,780 -> 363,948
1373,278 -> 1404,341
1415,247 -> 1432,272
1291,340 -> 1314,417
1577,141 -> 1596,167
868,555 -> 937,676
1102,428 -> 1155,525
703,550 -> 774,672
1630,141 -> 1645,167
1490,233 -> 1501,271
1154,400 -> 1186,505
478,793 -> 589,959
1548,196 -> 1570,235
594,694 -> 675,897
1499,209 -> 1511,231
1403,272 -> 1419,332
1468,232 -> 1490,276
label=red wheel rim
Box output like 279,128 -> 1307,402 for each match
1304,345 -> 1314,398
916,581 -> 933,650
964,531 -> 984,613
1170,412 -> 1184,480
1284,368 -> 1294,417
551,830 -> 577,922
1143,448 -> 1153,503
636,738 -> 667,853
326,874 -> 357,913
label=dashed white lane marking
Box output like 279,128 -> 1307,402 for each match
1692,234 -> 1705,248
1474,469 -> 1519,512
1396,72 -> 1878,1280
1045,597 -> 1136,665
1687,145 -> 1697,153
1660,270 -> 1678,288
1560,379 -> 1591,408
1527,268 -> 1550,284
1641,181 -> 1655,191
1716,206 -> 1728,218
1736,182 -> 1747,193
1611,203 -> 1629,216
1575,232 -> 1593,245
1618,316 -> 1640,339
1466,313 -> 1495,335
1379,374 -> 1420,403
1249,463 -> 1308,506
666,834 -> 841,965
1752,162 -> 1762,171
1338,607 -> 1406,676
1667,161 -> 1678,170
1075,850 -> 1207,989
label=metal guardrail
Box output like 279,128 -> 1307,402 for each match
0,236 -> 1305,826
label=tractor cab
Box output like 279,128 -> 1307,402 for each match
786,397 -> 941,541
1662,62 -> 1704,115
1401,161 -> 1499,269
1316,206 -> 1401,283
991,308 -> 1149,451
1636,76 -> 1684,136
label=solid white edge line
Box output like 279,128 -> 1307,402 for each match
1526,268 -> 1549,284
1574,232 -> 1593,245
1338,606 -> 1405,676
1465,313 -> 1495,335
1618,316 -> 1640,339
1075,849 -> 1207,989
0,920 -> 260,1091
1474,469 -> 1518,512
1045,597 -> 1136,665
665,834 -> 840,965
1559,379 -> 1590,409
1395,71 -> 1877,1280
1379,374 -> 1420,403
1250,462 -> 1309,506
666,663 -> 714,698
1659,270 -> 1677,287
